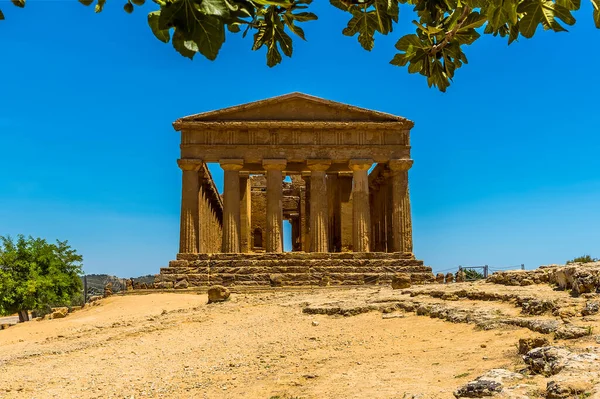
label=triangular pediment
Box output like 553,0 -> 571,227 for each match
177,92 -> 409,123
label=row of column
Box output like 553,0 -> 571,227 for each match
178,159 -> 222,254
178,158 -> 413,254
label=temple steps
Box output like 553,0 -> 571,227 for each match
157,253 -> 432,287
161,265 -> 431,275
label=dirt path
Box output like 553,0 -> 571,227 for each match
0,289 -> 540,399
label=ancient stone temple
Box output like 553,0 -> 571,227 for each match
156,93 -> 433,287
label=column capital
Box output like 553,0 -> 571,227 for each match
306,159 -> 331,172
262,159 -> 287,170
177,158 -> 203,171
349,159 -> 374,171
219,159 -> 244,171
388,159 -> 413,172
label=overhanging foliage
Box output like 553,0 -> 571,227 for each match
1,0 -> 599,91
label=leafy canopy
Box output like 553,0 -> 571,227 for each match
2,0 -> 599,91
0,235 -> 83,316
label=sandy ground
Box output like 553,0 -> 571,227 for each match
0,287 -> 546,399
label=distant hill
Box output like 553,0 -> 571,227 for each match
81,274 -> 156,297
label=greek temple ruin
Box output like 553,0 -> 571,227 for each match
156,93 -> 433,287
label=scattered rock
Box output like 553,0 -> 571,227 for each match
207,285 -> 230,303
582,302 -> 599,316
454,369 -> 522,398
520,279 -> 534,286
518,337 -> 550,355
454,380 -> 502,397
174,279 -> 189,289
50,307 -> 68,319
523,347 -> 570,376
126,279 -> 133,291
554,325 -> 591,340
456,270 -> 465,283
311,321 -> 319,326
546,379 -> 593,399
154,281 -> 174,289
88,295 -> 102,303
445,273 -> 455,283
392,273 -> 411,289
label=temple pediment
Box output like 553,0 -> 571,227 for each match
176,92 -> 410,124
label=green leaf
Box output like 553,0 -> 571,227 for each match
267,44 -> 282,67
95,0 -> 106,13
556,0 -> 580,10
342,9 -> 379,51
189,14 -> 226,60
227,23 -> 241,33
518,0 -> 575,38
148,11 -> 171,43
199,0 -> 230,17
79,0 -> 94,5
131,0 -> 145,5
284,14 -> 307,39
0,9 -> 4,20
124,2 -> 134,13
290,11 -> 317,21
458,11 -> 486,30
172,31 -> 196,59
11,0 -> 25,8
330,0 -> 351,11
594,0 -> 600,28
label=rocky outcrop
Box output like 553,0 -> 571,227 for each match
518,337 -> 550,355
488,262 -> 600,297
454,369 -> 522,398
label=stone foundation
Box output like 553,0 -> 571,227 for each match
156,252 -> 433,287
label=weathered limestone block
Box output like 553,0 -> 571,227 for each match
126,279 -> 133,291
518,337 -> 550,355
392,273 -> 411,289
445,273 -> 454,283
208,285 -> 230,303
455,270 -> 465,283
175,279 -> 189,289
103,282 -> 113,298
435,273 -> 445,284
51,307 -> 69,319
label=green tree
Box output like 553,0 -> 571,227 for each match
566,254 -> 598,264
2,0 -> 599,92
463,268 -> 484,280
0,235 -> 83,322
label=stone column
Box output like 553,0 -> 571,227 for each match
220,159 -> 244,253
349,159 -> 373,252
389,159 -> 414,254
338,172 -> 354,252
301,173 -> 311,252
239,172 -> 252,253
263,159 -> 286,253
178,159 -> 202,254
307,160 -> 331,252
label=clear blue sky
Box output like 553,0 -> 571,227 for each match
1,1 -> 599,277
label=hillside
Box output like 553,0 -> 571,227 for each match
2,263 -> 600,398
